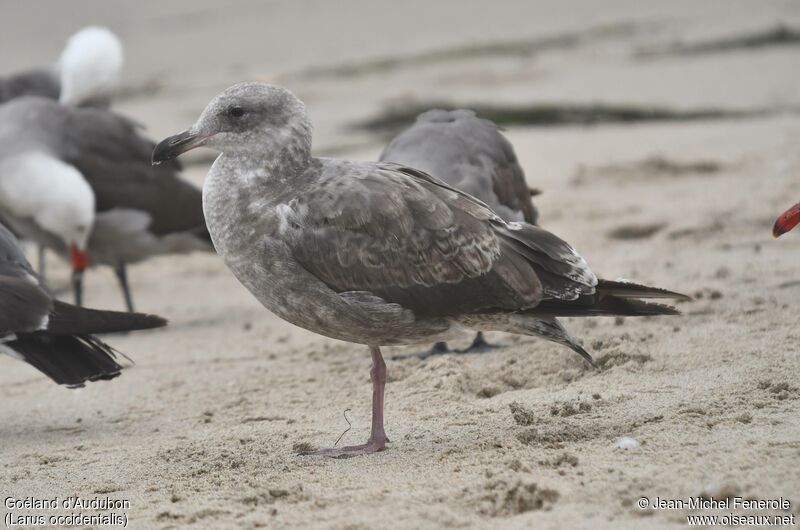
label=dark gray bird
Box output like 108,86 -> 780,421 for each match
0,96 -> 211,312
153,83 -> 687,458
0,221 -> 166,387
0,26 -> 123,109
380,109 -> 539,356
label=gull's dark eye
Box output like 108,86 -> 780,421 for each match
229,106 -> 245,118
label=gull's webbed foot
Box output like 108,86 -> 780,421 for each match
391,341 -> 451,360
299,435 -> 386,459
456,332 -> 505,354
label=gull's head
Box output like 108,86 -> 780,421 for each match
58,26 -> 124,107
27,186 -> 92,278
42,198 -> 94,272
152,82 -> 310,164
8,152 -> 96,272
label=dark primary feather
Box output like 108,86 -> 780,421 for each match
593,279 -> 691,301
291,162 -> 594,317
524,280 -> 686,317
6,334 -> 123,388
47,300 -> 166,335
528,296 -> 680,317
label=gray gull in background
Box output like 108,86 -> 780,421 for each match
0,26 -> 123,108
0,97 -> 211,312
152,82 -> 688,457
381,109 -> 540,356
0,26 -> 123,275
0,221 -> 166,387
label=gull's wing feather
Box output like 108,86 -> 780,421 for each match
289,161 -> 594,317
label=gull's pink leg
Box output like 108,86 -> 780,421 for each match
300,345 -> 388,458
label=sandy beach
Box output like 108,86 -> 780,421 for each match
1,1 -> 799,528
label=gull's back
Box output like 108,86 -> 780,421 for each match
380,109 -> 538,224
0,69 -> 60,105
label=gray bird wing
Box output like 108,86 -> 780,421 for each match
61,106 -> 208,238
0,69 -> 60,104
0,223 -> 52,335
289,161 -> 593,318
380,109 -> 538,224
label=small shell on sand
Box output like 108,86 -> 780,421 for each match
614,436 -> 640,450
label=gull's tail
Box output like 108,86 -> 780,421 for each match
5,302 -> 166,388
6,334 -> 124,388
47,300 -> 166,335
493,280 -> 688,367
523,279 -> 689,317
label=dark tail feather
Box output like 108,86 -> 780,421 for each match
528,295 -> 681,317
523,278 -> 688,317
7,334 -> 124,388
596,279 -> 691,301
524,280 -> 691,317
508,281 -> 686,368
47,300 -> 167,335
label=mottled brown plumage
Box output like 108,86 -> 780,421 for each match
380,109 -> 541,354
292,163 -> 592,320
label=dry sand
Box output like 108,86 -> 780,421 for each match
1,1 -> 799,528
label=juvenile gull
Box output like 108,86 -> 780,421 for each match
0,26 -> 123,108
0,97 -> 211,311
153,83 -> 688,457
773,201 -> 800,237
381,109 -> 539,355
0,221 -> 166,387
